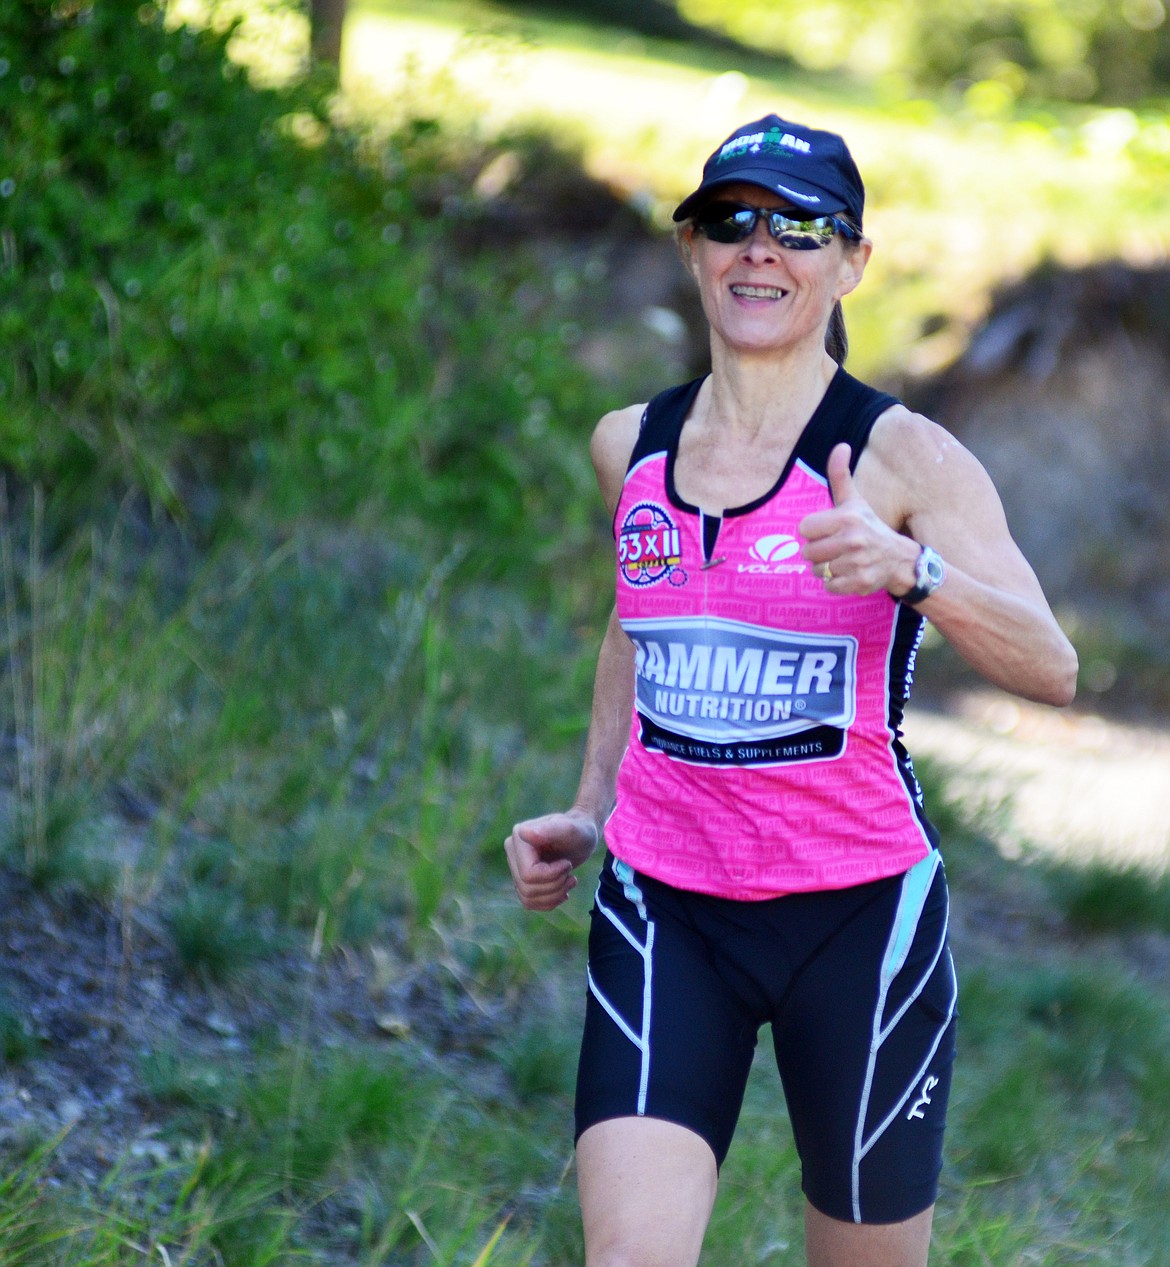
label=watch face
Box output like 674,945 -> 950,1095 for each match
919,548 -> 945,590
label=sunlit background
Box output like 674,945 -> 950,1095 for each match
177,0 -> 1170,381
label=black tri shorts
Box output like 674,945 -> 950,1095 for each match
574,850 -> 958,1225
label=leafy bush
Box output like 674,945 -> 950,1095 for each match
3,0 -> 352,498
0,0 -> 610,591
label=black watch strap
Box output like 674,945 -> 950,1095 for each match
897,545 -> 945,605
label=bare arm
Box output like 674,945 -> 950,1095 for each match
798,410 -> 1078,706
504,404 -> 644,911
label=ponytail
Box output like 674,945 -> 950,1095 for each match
825,300 -> 849,365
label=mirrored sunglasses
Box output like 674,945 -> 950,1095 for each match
692,201 -> 862,251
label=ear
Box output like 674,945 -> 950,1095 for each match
676,224 -> 698,279
834,236 -> 872,301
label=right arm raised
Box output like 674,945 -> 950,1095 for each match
504,404 -> 644,911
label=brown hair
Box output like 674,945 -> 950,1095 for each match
826,301 -> 849,365
826,212 -> 863,366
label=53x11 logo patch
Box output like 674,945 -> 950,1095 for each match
618,501 -> 686,588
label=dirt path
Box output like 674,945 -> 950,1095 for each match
905,691 -> 1170,869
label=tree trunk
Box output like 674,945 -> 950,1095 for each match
309,0 -> 347,65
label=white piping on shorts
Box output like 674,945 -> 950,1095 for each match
851,850 -> 958,1222
587,859 -> 655,1115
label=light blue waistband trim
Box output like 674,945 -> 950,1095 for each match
883,851 -> 942,990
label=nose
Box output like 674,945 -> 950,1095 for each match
739,215 -> 779,262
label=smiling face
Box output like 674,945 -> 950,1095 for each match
682,181 -> 871,360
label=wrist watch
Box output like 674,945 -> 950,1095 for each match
897,545 -> 946,605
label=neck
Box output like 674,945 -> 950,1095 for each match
703,339 -> 839,441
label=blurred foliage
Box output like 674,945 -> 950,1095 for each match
499,0 -> 709,44
1046,860 -> 1170,934
673,0 -> 1170,105
0,0 -> 609,595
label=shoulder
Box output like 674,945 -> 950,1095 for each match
863,403 -> 1003,530
591,403 -> 645,517
868,403 -> 959,463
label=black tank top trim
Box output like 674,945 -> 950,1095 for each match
629,367 -> 900,520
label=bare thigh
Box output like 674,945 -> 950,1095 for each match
805,1201 -> 934,1267
577,1117 -> 718,1267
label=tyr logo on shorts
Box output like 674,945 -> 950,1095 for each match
907,1074 -> 939,1121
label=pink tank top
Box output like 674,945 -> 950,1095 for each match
607,369 -> 936,900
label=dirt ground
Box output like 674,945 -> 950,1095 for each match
905,690 -> 1170,870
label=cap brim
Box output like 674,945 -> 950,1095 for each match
673,169 -> 848,222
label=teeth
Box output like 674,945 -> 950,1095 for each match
732,284 -> 784,299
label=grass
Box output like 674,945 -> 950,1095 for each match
1047,860 -> 1170,934
167,884 -> 267,981
0,483 -> 598,1264
0,991 -> 38,1066
4,540 -> 1170,1255
0,484 -> 194,892
5,403 -> 1170,1263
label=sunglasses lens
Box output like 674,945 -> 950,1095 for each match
775,229 -> 831,250
770,213 -> 835,250
695,204 -> 756,243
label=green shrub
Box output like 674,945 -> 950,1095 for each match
1048,860 -> 1170,934
0,0 -> 611,596
2,0 -> 359,499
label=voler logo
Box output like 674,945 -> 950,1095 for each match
618,501 -> 686,588
742,534 -> 807,575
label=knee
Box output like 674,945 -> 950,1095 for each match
583,1207 -> 707,1267
585,1244 -> 689,1267
584,1216 -> 707,1267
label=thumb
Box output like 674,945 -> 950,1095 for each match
512,817 -> 559,855
513,812 -> 588,856
827,443 -> 856,506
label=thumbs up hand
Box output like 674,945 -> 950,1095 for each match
825,441 -> 859,509
799,444 -> 917,596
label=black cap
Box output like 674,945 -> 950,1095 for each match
673,115 -> 865,227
